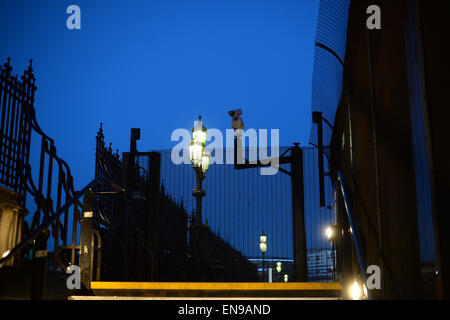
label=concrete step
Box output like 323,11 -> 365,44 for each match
69,281 -> 342,299
68,296 -> 341,300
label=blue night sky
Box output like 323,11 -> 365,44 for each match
0,0 -> 319,190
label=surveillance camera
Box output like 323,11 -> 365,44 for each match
228,109 -> 244,130
228,109 -> 242,118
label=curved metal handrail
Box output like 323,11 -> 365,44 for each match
0,175 -> 124,266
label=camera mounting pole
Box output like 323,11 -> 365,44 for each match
229,110 -> 307,282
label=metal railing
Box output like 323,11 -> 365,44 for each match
0,59 -> 126,290
337,170 -> 368,286
0,175 -> 124,267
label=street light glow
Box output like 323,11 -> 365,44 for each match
260,233 -> 267,244
192,115 -> 207,145
259,232 -> 267,253
350,280 -> 363,300
276,261 -> 281,273
326,226 -> 333,240
259,242 -> 267,253
189,140 -> 203,166
201,149 -> 210,173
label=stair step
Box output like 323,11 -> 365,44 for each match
69,296 -> 341,300
79,281 -> 342,299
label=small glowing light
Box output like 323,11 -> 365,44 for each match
260,232 -> 267,253
189,140 -> 203,165
350,281 -> 362,300
284,274 -> 288,282
349,226 -> 353,234
201,149 -> 210,173
260,233 -> 267,244
326,226 -> 333,240
192,116 -> 207,145
1,250 -> 10,258
276,262 -> 282,273
259,242 -> 267,253
363,284 -> 368,298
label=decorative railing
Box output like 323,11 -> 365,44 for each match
0,60 -> 119,294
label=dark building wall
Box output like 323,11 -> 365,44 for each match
330,0 -> 423,299
419,0 -> 450,299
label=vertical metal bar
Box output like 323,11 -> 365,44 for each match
46,142 -> 54,215
337,170 -> 368,287
149,152 -> 161,281
33,137 -> 47,228
53,168 -> 63,270
62,172 -> 69,246
3,77 -> 13,186
90,227 -> 95,281
30,230 -> 49,300
93,229 -> 102,281
291,145 -> 307,282
16,81 -> 27,199
4,80 -> 14,186
20,83 -> 33,204
0,68 -> 9,185
11,79 -> 21,189
80,190 -> 95,289
71,206 -> 78,265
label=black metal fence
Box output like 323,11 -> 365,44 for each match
156,146 -> 336,281
0,59 -> 91,289
0,58 -> 33,203
1,59 -> 336,286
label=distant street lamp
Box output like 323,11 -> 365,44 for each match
189,115 -> 210,226
276,261 -> 282,282
260,231 -> 267,282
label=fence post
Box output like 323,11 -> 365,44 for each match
79,189 -> 95,290
30,229 -> 49,300
291,145 -> 308,282
148,152 -> 161,281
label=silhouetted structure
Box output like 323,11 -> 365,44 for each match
310,0 -> 450,299
0,59 -> 88,299
94,126 -> 258,282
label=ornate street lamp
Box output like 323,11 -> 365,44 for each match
189,116 -> 210,226
260,231 -> 267,282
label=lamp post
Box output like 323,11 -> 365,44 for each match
259,232 -> 267,282
189,115 -> 210,226
276,261 -> 282,282
229,110 -> 307,282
